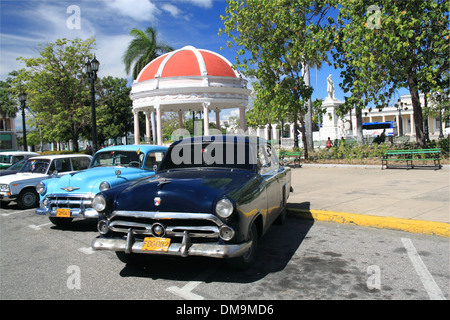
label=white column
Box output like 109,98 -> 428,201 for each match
410,114 -> 415,135
264,124 -> 270,140
151,111 -> 156,144
178,111 -> 183,130
203,102 -> 210,136
144,111 -> 151,143
156,105 -> 162,146
215,110 -> 221,130
239,106 -> 246,132
133,110 -> 140,145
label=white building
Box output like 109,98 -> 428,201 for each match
247,93 -> 447,148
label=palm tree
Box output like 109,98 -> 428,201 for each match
123,27 -> 174,80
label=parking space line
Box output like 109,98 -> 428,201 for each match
28,222 -> 53,230
166,269 -> 214,300
401,238 -> 445,300
78,247 -> 95,255
2,209 -> 34,217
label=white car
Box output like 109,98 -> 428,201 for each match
0,151 -> 39,169
0,154 -> 91,209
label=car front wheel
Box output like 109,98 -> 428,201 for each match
227,223 -> 258,270
17,188 -> 39,209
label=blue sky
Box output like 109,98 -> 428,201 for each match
0,0 -> 388,119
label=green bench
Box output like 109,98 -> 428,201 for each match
382,148 -> 441,170
278,151 -> 302,168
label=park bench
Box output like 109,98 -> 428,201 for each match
278,150 -> 302,168
381,148 -> 441,170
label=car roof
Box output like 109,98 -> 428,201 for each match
96,145 -> 168,153
0,151 -> 40,156
28,154 -> 92,160
172,135 -> 268,146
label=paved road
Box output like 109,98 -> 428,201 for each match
1,206 -> 448,300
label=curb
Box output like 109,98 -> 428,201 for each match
286,208 -> 450,238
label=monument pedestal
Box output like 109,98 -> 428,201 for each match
320,97 -> 344,141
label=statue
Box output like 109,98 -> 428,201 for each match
326,74 -> 335,100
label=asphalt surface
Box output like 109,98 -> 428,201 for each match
286,163 -> 449,237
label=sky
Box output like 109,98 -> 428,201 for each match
0,0 -> 405,122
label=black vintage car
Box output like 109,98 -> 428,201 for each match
91,135 -> 292,269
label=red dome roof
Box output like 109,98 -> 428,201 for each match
136,46 -> 240,82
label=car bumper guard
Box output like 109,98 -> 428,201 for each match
91,229 -> 252,259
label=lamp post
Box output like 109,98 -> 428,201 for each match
85,56 -> 100,153
18,92 -> 27,151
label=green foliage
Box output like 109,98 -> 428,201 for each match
123,27 -> 173,80
96,76 -> 132,144
333,0 -> 449,147
16,38 -> 96,152
220,0 -> 339,157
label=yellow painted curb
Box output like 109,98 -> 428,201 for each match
287,208 -> 450,238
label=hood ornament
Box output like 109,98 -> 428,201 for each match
154,197 -> 161,206
61,186 -> 80,192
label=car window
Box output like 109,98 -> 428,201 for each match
144,152 -> 165,169
12,156 -> 24,163
72,157 -> 90,171
0,155 -> 12,164
160,141 -> 256,171
49,158 -> 72,173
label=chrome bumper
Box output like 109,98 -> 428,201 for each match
35,207 -> 98,218
91,230 -> 252,259
36,193 -> 98,219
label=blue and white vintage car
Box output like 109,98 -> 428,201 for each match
36,145 -> 168,226
91,136 -> 292,269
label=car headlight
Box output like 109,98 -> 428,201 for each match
0,184 -> 10,192
99,181 -> 111,192
36,182 -> 46,195
92,194 -> 106,212
215,198 -> 234,218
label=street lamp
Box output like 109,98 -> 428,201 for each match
85,56 -> 100,153
18,92 -> 27,151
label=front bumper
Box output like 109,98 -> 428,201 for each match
36,193 -> 98,219
91,229 -> 252,259
36,207 -> 98,218
0,193 -> 16,202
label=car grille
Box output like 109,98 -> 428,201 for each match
45,194 -> 94,211
107,210 -> 222,241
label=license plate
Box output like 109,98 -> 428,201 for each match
142,237 -> 171,252
56,208 -> 71,218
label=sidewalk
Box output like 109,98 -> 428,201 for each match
286,164 -> 450,237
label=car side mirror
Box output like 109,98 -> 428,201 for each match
153,164 -> 158,171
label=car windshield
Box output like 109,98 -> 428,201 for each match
90,150 -> 144,168
160,140 -> 257,171
6,158 -> 26,170
19,159 -> 50,174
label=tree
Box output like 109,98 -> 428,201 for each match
333,1 -> 449,147
0,73 -> 18,131
123,27 -> 174,80
220,0 -> 337,158
17,38 -> 95,152
96,76 -> 133,145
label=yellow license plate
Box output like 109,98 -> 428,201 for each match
142,237 -> 171,252
56,208 -> 71,218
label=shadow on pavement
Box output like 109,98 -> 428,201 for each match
119,202 -> 314,284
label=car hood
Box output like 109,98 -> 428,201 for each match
47,167 -> 155,195
111,169 -> 256,213
0,172 -> 49,185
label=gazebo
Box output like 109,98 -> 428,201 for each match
130,45 -> 251,145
